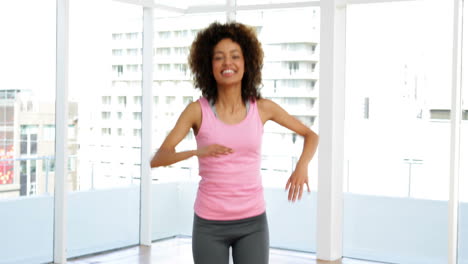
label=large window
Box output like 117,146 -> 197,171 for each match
151,12 -> 225,183
237,7 -> 319,190
236,7 -> 320,253
0,1 -> 56,263
66,0 -> 142,258
149,5 -> 320,251
69,0 -> 143,191
343,1 -> 452,263
150,7 -> 319,190
0,2 -> 56,199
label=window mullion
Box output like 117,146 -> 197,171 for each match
140,6 -> 154,247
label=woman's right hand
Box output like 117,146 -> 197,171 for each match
196,144 -> 234,158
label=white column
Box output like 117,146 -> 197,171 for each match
317,0 -> 346,261
54,0 -> 69,262
140,6 -> 154,247
448,0 -> 463,263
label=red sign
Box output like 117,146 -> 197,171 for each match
0,146 -> 14,185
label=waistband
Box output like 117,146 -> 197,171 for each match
194,211 -> 266,225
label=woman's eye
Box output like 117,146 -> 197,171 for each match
213,57 -> 223,61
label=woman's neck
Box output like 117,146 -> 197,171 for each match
216,85 -> 244,113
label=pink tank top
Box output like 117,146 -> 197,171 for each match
194,97 -> 265,220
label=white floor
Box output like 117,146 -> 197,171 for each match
69,236 -> 387,264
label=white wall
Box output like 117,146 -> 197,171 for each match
1,184 -> 468,263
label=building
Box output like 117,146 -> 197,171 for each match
0,88 -> 78,198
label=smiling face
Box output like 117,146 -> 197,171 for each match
212,38 -> 245,88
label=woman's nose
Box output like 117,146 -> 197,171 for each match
223,57 -> 232,65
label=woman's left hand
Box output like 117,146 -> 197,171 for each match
285,164 -> 311,202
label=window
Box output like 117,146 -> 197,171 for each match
30,134 -> 37,155
175,63 -> 188,75
158,31 -> 171,39
125,32 -> 138,39
126,48 -> 138,56
133,96 -> 142,105
102,96 -> 111,105
156,47 -> 171,56
112,49 -> 123,56
126,64 -> 140,72
20,135 -> 28,155
112,33 -> 123,40
157,64 -> 170,71
101,128 -> 111,136
20,125 -> 39,155
344,2 -> 452,263
183,96 -> 193,106
42,158 -> 55,173
133,129 -> 141,138
27,101 -> 34,111
165,96 -> 176,105
113,65 -> 124,76
287,61 -> 299,74
308,62 -> 316,72
174,30 -> 188,38
133,112 -> 141,120
118,96 -> 127,106
101,112 -> 111,120
174,47 -> 189,55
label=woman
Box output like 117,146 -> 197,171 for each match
150,21 -> 319,264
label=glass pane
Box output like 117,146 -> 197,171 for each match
70,0 -> 143,191
344,1 -> 452,263
237,7 -> 319,191
0,5 -> 56,198
151,12 -> 225,184
0,0 -> 56,263
150,11 -> 226,240
237,7 -> 319,252
67,0 -> 141,258
459,2 -> 468,263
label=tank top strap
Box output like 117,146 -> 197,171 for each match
198,97 -> 214,118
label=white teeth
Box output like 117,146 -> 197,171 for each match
222,69 -> 234,74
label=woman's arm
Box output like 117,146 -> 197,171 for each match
150,102 -> 199,168
258,99 -> 319,202
150,101 -> 233,168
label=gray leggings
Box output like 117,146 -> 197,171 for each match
192,212 -> 269,264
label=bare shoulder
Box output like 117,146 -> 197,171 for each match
184,100 -> 202,133
186,100 -> 201,113
257,98 -> 279,123
257,98 -> 278,110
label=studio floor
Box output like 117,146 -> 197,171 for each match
68,236 -> 386,264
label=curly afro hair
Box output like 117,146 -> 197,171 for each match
188,21 -> 264,103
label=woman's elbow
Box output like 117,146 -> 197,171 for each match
306,130 -> 319,142
150,160 -> 159,168
150,155 -> 163,168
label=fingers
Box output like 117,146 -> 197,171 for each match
286,180 -> 310,202
285,179 -> 291,191
206,144 -> 233,157
298,184 -> 304,200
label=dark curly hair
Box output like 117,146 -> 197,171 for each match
188,21 -> 264,103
